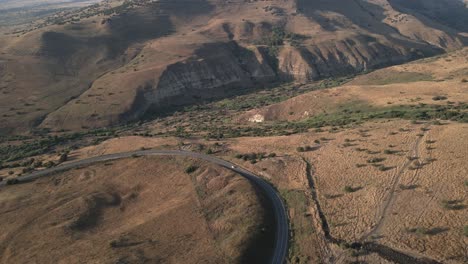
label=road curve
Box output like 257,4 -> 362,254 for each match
0,150 -> 288,264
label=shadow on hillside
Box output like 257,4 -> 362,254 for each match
239,184 -> 276,263
388,0 -> 468,33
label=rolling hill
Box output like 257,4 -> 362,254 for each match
0,0 -> 466,134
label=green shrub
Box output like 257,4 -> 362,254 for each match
384,149 -> 399,154
406,227 -> 429,235
378,165 -> 393,171
440,199 -> 464,210
6,178 -> 19,185
367,157 -> 386,163
44,161 -> 55,168
59,153 -> 68,163
33,161 -> 43,168
185,165 -> 199,174
22,167 -> 33,174
432,96 -> 448,101
343,186 -> 360,193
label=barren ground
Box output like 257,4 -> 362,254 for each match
0,156 -> 274,263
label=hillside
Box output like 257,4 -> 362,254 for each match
0,0 -> 103,27
239,48 -> 468,123
0,32 -> 467,264
0,156 -> 274,263
0,0 -> 467,134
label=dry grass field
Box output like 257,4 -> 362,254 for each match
223,120 -> 468,263
25,118 -> 466,263
0,156 -> 274,263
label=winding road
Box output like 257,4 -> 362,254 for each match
0,150 -> 289,264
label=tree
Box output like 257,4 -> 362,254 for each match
185,165 -> 198,174
59,153 -> 68,163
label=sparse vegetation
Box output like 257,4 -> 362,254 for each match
59,153 -> 68,163
432,96 -> 448,101
405,226 -> 448,236
185,165 -> 199,174
280,190 -> 316,262
234,152 -> 276,163
296,145 -> 318,152
384,149 -> 400,155
367,157 -> 386,164
6,178 -> 19,185
440,199 -> 465,210
343,186 -> 360,193
0,128 -> 117,164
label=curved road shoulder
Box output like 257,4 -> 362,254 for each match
0,150 -> 288,264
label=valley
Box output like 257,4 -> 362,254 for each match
0,0 -> 467,263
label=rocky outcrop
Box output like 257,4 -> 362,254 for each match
130,42 -> 277,116
277,36 -> 440,83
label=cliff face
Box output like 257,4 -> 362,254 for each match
152,43 -> 275,105
1,0 -> 466,132
277,40 -> 439,83
128,43 -> 277,119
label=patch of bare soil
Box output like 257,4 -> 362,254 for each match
0,156 -> 274,263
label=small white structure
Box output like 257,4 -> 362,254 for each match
248,114 -> 265,123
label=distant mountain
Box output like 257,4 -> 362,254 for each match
0,0 -> 466,134
0,0 -> 102,27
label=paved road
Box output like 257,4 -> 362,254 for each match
0,150 -> 288,264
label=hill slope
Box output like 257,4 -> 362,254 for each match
0,0 -> 466,133
0,156 -> 274,263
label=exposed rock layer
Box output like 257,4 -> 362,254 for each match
0,0 -> 466,132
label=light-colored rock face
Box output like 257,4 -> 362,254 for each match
150,43 -> 275,104
129,43 -> 277,120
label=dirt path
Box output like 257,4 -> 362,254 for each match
361,124 -> 430,241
